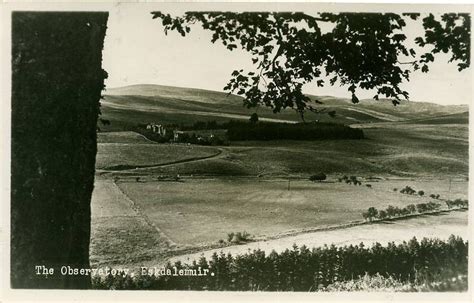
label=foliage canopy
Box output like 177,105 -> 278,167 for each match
152,11 -> 470,119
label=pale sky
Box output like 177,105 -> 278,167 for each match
103,6 -> 472,105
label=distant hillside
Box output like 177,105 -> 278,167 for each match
106,84 -> 243,105
100,84 -> 468,131
306,95 -> 468,122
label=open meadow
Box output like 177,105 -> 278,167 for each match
115,177 -> 467,247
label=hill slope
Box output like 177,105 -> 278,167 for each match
100,84 -> 468,131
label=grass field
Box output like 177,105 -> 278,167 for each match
122,123 -> 467,178
90,179 -> 172,266
96,141 -> 220,170
116,178 -> 467,247
97,131 -> 152,144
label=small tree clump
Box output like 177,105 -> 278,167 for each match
310,173 -> 327,182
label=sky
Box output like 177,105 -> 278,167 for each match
102,6 -> 472,105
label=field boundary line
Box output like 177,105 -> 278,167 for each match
111,180 -> 178,248
260,208 -> 467,241
99,148 -> 224,172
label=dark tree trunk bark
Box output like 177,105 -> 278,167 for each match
11,12 -> 108,289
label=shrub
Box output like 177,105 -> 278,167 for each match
416,203 -> 428,213
386,205 -> 397,218
400,186 -> 416,195
343,176 -> 361,186
310,173 -> 327,182
378,210 -> 388,220
363,207 -> 378,221
406,204 -> 416,214
249,113 -> 259,124
227,231 -> 252,244
418,190 -> 424,196
400,207 -> 411,216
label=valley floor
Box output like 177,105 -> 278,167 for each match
90,119 -> 469,269
90,176 -> 468,269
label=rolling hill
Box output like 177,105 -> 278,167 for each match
100,84 -> 468,131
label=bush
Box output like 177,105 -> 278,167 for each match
343,175 -> 361,186
406,204 -> 416,214
249,113 -> 259,124
400,186 -> 416,195
310,173 -> 327,182
363,207 -> 378,221
378,210 -> 388,220
227,231 -> 252,244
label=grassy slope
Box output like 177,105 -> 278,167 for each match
96,136 -> 220,170
97,84 -> 468,178
100,84 -> 468,131
122,124 -> 468,178
117,179 -> 467,246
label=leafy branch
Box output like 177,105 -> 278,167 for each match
152,11 -> 470,119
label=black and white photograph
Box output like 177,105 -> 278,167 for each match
1,1 -> 472,300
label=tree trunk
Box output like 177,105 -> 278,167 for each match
11,12 -> 108,289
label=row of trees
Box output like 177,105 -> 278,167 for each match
362,201 -> 443,221
446,199 -> 468,209
92,236 -> 468,291
227,122 -> 364,141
